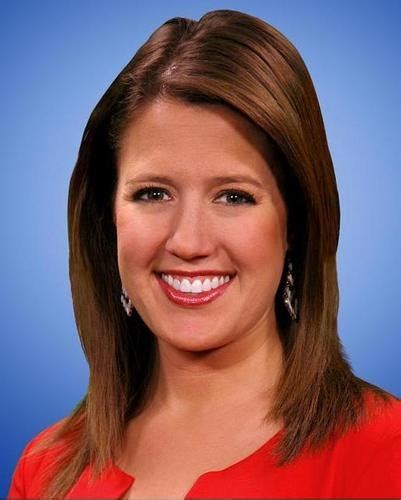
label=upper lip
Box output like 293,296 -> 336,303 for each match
157,270 -> 235,277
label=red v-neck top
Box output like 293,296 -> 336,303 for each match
8,392 -> 401,499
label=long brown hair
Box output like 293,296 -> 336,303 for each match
32,9 -> 389,498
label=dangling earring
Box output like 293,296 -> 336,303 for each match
283,258 -> 298,321
121,287 -> 133,317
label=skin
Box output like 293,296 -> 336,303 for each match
113,98 -> 289,497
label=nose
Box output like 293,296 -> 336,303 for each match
164,200 -> 215,260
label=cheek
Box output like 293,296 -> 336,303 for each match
115,208 -> 162,273
233,209 -> 287,302
234,209 -> 287,265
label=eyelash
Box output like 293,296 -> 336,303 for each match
132,185 -> 256,205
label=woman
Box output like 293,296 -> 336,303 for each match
8,9 -> 401,499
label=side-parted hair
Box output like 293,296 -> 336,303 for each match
32,9 -> 388,498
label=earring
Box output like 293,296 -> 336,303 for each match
121,287 -> 133,317
283,258 -> 298,321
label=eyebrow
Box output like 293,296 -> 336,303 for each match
125,175 -> 264,189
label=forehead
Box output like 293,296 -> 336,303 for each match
116,99 -> 278,185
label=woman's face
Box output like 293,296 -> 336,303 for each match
114,99 -> 288,355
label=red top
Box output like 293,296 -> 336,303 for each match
8,392 -> 401,499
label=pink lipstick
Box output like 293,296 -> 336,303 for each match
156,274 -> 233,306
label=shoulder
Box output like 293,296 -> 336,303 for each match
333,390 -> 401,497
277,391 -> 401,497
352,390 -> 401,441
335,390 -> 401,455
7,419 -> 67,499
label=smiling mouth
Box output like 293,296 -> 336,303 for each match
157,272 -> 234,293
155,272 -> 235,306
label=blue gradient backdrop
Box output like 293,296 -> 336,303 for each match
1,0 -> 400,495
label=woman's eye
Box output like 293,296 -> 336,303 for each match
133,187 -> 171,202
215,190 -> 256,205
132,187 -> 256,205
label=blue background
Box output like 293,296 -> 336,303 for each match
1,0 -> 400,495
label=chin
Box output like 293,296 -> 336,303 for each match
156,329 -> 230,354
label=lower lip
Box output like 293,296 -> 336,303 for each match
156,274 -> 233,307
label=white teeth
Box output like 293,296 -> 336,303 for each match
179,279 -> 191,292
202,278 -> 212,291
191,279 -> 203,293
161,273 -> 232,294
211,277 -> 219,289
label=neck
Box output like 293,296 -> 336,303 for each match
147,321 -> 284,417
